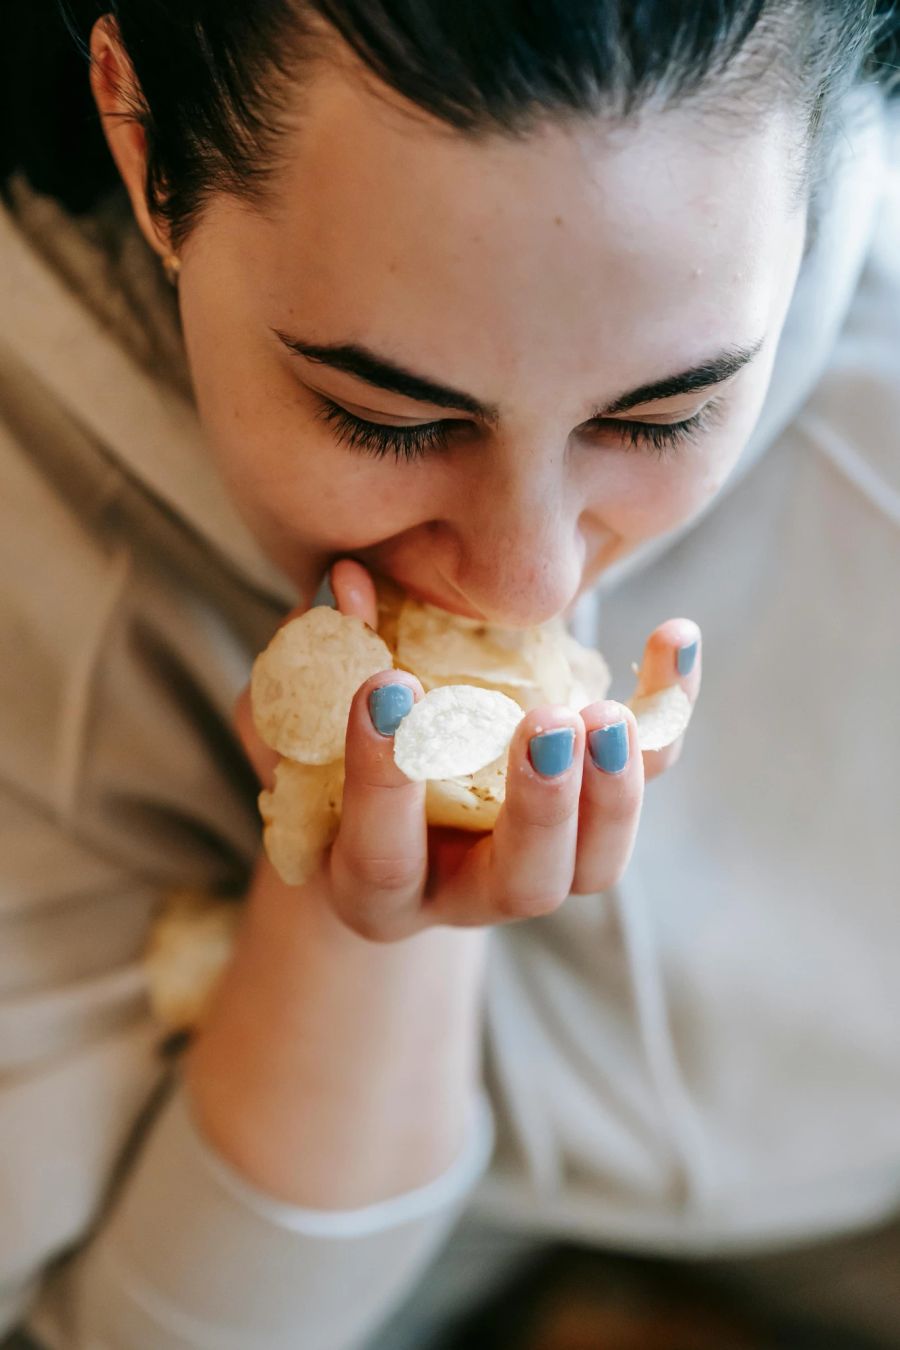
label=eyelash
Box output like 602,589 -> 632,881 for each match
313,395 -> 724,464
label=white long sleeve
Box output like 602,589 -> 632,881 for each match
30,1074 -> 493,1350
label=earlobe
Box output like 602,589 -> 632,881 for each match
88,16 -> 171,260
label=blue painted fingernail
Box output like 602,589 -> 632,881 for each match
312,570 -> 336,609
677,639 -> 698,676
369,683 -> 414,737
529,727 -> 575,778
589,721 -> 629,775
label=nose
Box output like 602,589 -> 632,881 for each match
445,467 -> 585,626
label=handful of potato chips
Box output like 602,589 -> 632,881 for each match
144,578 -> 691,1030
251,578 -> 690,883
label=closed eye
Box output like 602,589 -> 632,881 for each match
596,398 -> 725,457
313,394 -> 725,463
313,396 -> 460,461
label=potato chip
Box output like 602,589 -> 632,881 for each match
561,633 -> 612,710
259,758 -> 344,885
526,628 -> 576,705
148,580 -> 702,1030
426,754 -> 508,830
251,607 -> 392,764
394,684 -> 523,781
397,599 -> 553,688
419,670 -> 551,714
629,684 -> 693,751
144,888 -> 242,1032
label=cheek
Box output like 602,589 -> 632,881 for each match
596,369 -> 778,541
583,424 -> 751,543
180,310 -> 429,554
198,373 -> 432,551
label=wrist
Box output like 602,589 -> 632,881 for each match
183,853 -> 489,1207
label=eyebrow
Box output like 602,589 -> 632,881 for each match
599,339 -> 765,416
273,329 -> 764,422
274,330 -> 499,421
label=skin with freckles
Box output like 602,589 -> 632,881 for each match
82,23 -> 815,1207
89,20 -> 806,926
93,36 -> 807,627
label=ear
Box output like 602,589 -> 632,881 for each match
88,16 -> 171,259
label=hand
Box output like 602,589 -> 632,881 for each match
235,561 -> 701,940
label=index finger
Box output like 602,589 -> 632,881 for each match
329,671 -> 428,941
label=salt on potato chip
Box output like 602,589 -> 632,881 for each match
397,599 -> 557,689
629,684 -> 693,752
419,670 -> 556,715
394,684 -> 523,781
561,633 -> 612,710
144,888 -> 242,1032
426,754 -> 508,831
259,758 -> 345,885
418,628 -> 604,715
524,628 -> 575,705
251,607 -> 392,764
398,600 -> 575,707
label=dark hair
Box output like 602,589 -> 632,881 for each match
3,1 -> 899,251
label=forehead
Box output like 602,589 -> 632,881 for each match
235,62 -> 802,394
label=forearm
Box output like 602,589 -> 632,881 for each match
183,853 -> 489,1209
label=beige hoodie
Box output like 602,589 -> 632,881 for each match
0,85 -> 897,1350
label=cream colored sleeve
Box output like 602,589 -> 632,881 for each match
0,784 -> 493,1350
0,226 -> 494,1350
50,1074 -> 494,1350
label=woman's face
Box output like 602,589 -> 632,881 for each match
171,58 -> 807,623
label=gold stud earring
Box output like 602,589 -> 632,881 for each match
162,252 -> 182,286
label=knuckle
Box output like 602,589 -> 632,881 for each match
348,766 -> 409,794
493,882 -> 568,922
348,853 -> 422,895
591,779 -> 642,825
507,790 -> 576,833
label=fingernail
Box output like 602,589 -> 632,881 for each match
589,721 -> 629,775
529,727 -> 575,778
369,683 -> 414,737
676,639 -> 698,676
312,570 -> 336,609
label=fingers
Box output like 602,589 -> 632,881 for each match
633,619 -> 702,783
571,702 -> 644,895
329,671 -> 428,941
430,706 -> 585,926
330,559 -> 378,627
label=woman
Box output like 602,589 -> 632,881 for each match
1,2 -> 898,1347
